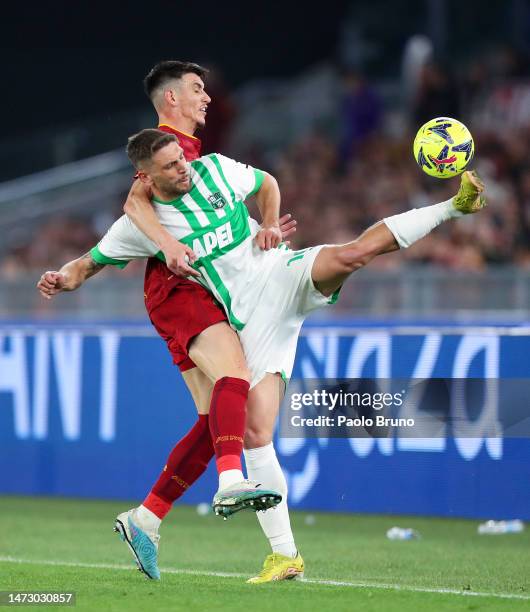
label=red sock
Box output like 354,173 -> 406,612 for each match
209,376 -> 249,474
143,414 -> 214,519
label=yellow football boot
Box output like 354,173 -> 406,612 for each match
247,552 -> 304,584
453,170 -> 486,214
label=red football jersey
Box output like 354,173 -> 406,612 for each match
144,122 -> 204,312
143,124 -> 228,371
157,124 -> 202,161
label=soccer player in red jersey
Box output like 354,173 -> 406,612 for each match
126,62 -> 304,583
37,61 -> 304,583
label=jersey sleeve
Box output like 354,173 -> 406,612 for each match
90,214 -> 159,268
214,154 -> 265,202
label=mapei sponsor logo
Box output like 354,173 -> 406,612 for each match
192,221 -> 233,258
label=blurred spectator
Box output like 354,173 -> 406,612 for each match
338,69 -> 382,164
200,68 -> 237,155
401,35 -> 433,112
413,62 -> 460,126
0,216 -> 99,278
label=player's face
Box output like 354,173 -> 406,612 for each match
148,142 -> 192,198
176,73 -> 211,129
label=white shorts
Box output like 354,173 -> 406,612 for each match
239,245 -> 339,388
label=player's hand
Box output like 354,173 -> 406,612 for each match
278,213 -> 297,245
160,238 -> 201,278
255,224 -> 283,251
37,271 -> 67,299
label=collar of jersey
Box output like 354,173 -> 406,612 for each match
152,194 -> 183,205
157,123 -> 200,142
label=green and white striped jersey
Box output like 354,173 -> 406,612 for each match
91,153 -> 282,330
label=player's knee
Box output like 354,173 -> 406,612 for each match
243,427 -> 272,449
212,366 -> 251,384
240,367 -> 252,384
233,367 -> 251,384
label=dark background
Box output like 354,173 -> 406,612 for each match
2,1 -> 353,135
2,0 -> 528,138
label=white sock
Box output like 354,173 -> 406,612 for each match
244,443 -> 297,558
383,198 -> 462,249
219,469 -> 244,490
136,504 -> 161,530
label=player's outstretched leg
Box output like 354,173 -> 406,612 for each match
114,508 -> 161,580
212,480 -> 282,519
311,170 -> 486,297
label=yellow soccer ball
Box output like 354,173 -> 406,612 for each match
413,117 -> 474,179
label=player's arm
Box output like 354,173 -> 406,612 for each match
37,212 -> 161,299
254,172 -> 283,250
37,252 -> 106,299
214,154 -> 296,249
124,180 -> 199,278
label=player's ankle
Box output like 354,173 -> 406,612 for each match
142,492 -> 172,521
136,504 -> 162,530
218,468 -> 245,490
272,542 -> 298,558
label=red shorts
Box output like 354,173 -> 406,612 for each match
144,258 -> 227,371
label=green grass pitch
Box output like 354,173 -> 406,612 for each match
1,496 -> 529,611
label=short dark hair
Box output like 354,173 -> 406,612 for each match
126,129 -> 178,169
143,60 -> 208,100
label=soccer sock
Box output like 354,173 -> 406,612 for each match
143,414 -> 214,520
244,443 -> 297,558
383,198 -> 462,249
135,504 -> 161,531
209,376 -> 249,488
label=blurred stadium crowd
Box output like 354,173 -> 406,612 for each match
271,126 -> 528,272
2,44 -> 529,279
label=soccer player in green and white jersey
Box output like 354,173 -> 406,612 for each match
85,128 -> 486,584
94,128 -> 485,391
39,61 -> 306,585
